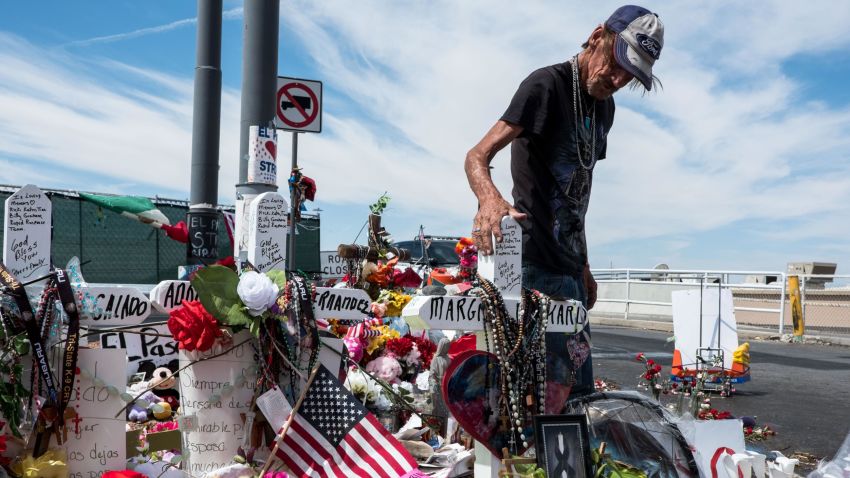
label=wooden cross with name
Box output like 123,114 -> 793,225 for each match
401,216 -> 589,478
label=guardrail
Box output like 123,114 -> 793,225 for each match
592,269 -> 850,336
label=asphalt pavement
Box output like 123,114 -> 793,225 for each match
589,325 -> 850,469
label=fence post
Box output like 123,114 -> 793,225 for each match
779,273 -> 787,335
624,269 -> 631,320
801,275 -> 807,323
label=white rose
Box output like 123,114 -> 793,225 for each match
237,271 -> 279,316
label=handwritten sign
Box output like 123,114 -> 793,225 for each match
179,330 -> 257,475
3,184 -> 51,280
402,295 -> 586,334
99,324 -> 177,378
313,287 -> 372,322
247,192 -> 289,272
320,251 -> 347,279
150,280 -> 198,313
61,348 -> 127,477
188,212 -> 219,260
477,216 -> 522,299
80,286 -> 152,327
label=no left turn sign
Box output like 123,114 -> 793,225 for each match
275,76 -> 322,133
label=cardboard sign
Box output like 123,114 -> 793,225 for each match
179,330 -> 257,475
320,250 -> 347,279
247,126 -> 278,185
99,324 -> 177,378
80,286 -> 152,327
478,216 -> 522,299
61,348 -> 127,475
247,192 -> 289,272
3,184 -> 51,280
150,280 -> 198,313
402,295 -> 586,334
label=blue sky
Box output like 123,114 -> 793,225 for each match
2,1 -> 850,273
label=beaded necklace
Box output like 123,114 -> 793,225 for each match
472,276 -> 551,453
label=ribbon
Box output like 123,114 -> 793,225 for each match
54,268 -> 81,427
0,262 -> 58,404
344,317 -> 383,339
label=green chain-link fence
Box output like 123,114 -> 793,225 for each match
0,186 -> 320,284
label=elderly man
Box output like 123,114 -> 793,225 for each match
465,5 -> 664,407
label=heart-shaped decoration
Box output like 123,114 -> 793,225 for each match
264,140 -> 276,159
442,350 -> 533,457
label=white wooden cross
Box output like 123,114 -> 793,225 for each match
401,216 -> 588,477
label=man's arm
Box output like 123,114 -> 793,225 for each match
464,120 -> 527,255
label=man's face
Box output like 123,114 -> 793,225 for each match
584,33 -> 635,100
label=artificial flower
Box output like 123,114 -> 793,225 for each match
377,290 -> 412,317
385,336 -> 415,359
344,369 -> 380,403
264,472 -> 290,478
366,326 -> 400,355
370,302 -> 388,318
415,371 -> 430,391
344,337 -> 365,363
236,271 -> 279,316
366,356 -> 403,383
103,472 -> 147,478
411,334 -> 437,368
168,300 -> 222,352
365,258 -> 399,288
455,237 -> 475,255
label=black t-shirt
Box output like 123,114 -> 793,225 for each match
501,61 -> 615,278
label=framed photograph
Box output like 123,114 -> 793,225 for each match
533,414 -> 592,478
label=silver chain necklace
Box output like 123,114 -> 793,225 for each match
571,54 -> 597,170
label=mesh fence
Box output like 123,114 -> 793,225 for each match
1,187 -> 320,284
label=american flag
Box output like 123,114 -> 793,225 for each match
276,365 -> 420,477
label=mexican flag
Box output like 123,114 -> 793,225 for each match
78,192 -> 171,226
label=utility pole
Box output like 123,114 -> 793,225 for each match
187,0 -> 223,264
234,0 -> 280,264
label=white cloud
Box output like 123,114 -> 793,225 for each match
0,32 -> 241,200
4,1 -> 850,269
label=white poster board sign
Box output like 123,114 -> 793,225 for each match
672,288 -> 738,370
3,184 -> 51,281
179,330 -> 257,475
79,286 -> 152,327
99,324 -> 178,378
247,192 -> 289,272
150,280 -> 198,313
477,216 -> 522,299
61,348 -> 127,475
320,250 -> 347,279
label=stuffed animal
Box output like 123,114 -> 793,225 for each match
137,359 -> 181,411
128,390 -> 160,422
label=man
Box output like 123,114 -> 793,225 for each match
464,5 -> 664,407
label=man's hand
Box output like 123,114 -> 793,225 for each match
583,264 -> 597,310
464,120 -> 525,255
473,198 -> 526,255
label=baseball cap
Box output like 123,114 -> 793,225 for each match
605,5 -> 664,90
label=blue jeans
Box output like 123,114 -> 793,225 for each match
522,262 -> 595,406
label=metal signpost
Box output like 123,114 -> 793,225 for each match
274,76 -> 323,270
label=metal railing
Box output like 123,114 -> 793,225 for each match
592,268 -> 850,336
591,268 -> 788,333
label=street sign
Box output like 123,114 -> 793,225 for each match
275,77 -> 322,133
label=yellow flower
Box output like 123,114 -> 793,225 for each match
366,325 -> 399,355
11,449 -> 68,478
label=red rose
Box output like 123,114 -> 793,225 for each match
646,359 -> 655,366
168,300 -> 222,352
653,364 -> 663,373
635,353 -> 645,361
411,335 -> 437,369
385,337 -> 415,359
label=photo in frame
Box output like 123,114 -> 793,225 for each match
533,414 -> 593,478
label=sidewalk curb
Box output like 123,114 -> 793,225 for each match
591,316 -> 850,348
